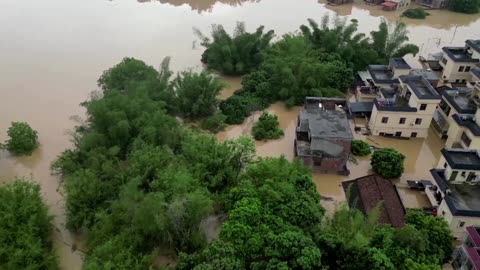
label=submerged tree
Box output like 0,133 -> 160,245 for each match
5,121 -> 39,156
371,148 -> 405,178
449,0 -> 480,14
195,22 -> 275,75
252,112 -> 284,140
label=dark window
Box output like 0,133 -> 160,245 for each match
441,211 -> 445,216
442,57 -> 447,65
411,132 -> 417,138
450,171 -> 458,181
399,117 -> 406,124
461,171 -> 466,177
456,79 -> 460,83
420,104 -> 427,111
444,162 -> 447,168
439,100 -> 451,116
462,79 -> 466,83
466,66 -> 471,72
415,118 -> 422,125
395,132 -> 402,137
461,132 -> 472,147
381,117 -> 388,124
459,221 -> 466,228
459,66 -> 465,72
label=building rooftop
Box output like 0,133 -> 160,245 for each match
380,88 -> 396,98
399,75 -> 441,100
409,69 -> 439,82
367,65 -> 399,84
443,89 -> 478,114
389,58 -> 411,69
442,148 -> 480,170
343,174 -> 405,227
466,40 -> 480,54
452,114 -> 480,136
431,169 -> 480,217
442,47 -> 480,63
297,109 -> 353,140
349,102 -> 374,114
374,96 -> 417,112
466,226 -> 480,247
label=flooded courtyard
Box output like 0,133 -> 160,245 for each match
0,0 -> 479,268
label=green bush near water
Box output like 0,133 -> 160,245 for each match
352,140 -> 371,156
201,112 -> 227,133
371,148 -> 405,178
5,121 -> 39,156
402,8 -> 430,19
252,112 -> 284,140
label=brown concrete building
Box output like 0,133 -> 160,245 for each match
295,97 -> 352,175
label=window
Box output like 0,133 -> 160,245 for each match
441,57 -> 447,65
461,132 -> 472,147
441,211 -> 445,216
444,162 -> 447,168
381,117 -> 388,124
459,66 -> 465,72
459,221 -> 466,228
395,132 -> 402,137
456,79 -> 460,83
420,104 -> 427,111
461,171 -> 466,177
415,118 -> 422,125
466,66 -> 471,72
399,117 -> 406,124
462,79 -> 466,83
439,100 -> 451,116
411,132 -> 417,138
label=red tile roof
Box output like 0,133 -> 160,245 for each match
382,1 -> 398,6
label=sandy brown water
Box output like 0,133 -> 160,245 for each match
0,0 -> 479,268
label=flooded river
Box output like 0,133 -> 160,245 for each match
0,0 -> 479,268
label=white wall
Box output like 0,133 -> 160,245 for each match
440,53 -> 476,83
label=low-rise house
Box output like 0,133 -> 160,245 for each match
415,0 -> 448,9
452,226 -> 480,270
428,148 -> 480,237
368,74 -> 441,138
342,174 -> 406,227
440,44 -> 480,84
295,97 -> 352,175
382,1 -> 398,10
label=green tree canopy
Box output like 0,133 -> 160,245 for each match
449,0 -> 480,14
352,140 -> 371,156
371,148 -> 405,178
252,112 -> 284,140
0,180 -> 58,270
5,121 -> 39,155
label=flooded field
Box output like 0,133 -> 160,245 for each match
0,0 -> 479,268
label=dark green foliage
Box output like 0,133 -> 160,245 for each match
449,0 -> 480,13
0,180 -> 58,270
351,140 -> 371,156
402,8 -> 430,19
252,112 -> 284,140
371,148 -> 405,178
196,22 -> 275,75
5,121 -> 39,155
201,112 -> 227,133
219,90 -> 269,124
173,71 -> 225,119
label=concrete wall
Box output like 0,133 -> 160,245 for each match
438,200 -> 480,238
437,155 -> 480,182
440,54 -> 476,83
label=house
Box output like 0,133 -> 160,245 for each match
415,0 -> 448,9
342,174 -> 406,227
428,148 -> 480,238
440,42 -> 480,84
452,226 -> 480,270
355,58 -> 411,101
409,68 -> 439,88
382,1 -> 398,10
368,74 -> 441,138
295,97 -> 353,175
431,87 -> 479,138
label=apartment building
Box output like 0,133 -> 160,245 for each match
440,41 -> 480,84
428,148 -> 480,238
452,226 -> 480,270
368,75 -> 441,138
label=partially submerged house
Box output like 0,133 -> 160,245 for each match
452,226 -> 480,270
295,97 -> 352,175
415,0 -> 448,9
342,174 -> 406,227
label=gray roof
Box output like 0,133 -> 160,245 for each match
311,138 -> 344,156
442,148 -> 480,170
399,75 -> 441,100
409,69 -> 439,82
299,109 -> 353,140
442,89 -> 477,114
350,102 -> 374,113
389,58 -> 411,69
466,40 -> 480,54
367,65 -> 399,84
442,47 -> 480,63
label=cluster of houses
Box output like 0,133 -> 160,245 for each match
327,0 -> 448,11
295,39 -> 480,269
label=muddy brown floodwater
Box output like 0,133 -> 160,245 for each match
0,0 -> 479,268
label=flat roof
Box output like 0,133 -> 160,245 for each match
399,75 -> 441,100
374,97 -> 417,112
389,58 -> 411,69
350,102 -> 374,113
297,109 -> 353,139
442,47 -> 479,63
443,90 -> 477,114
380,88 -> 396,98
431,169 -> 480,217
466,40 -> 480,54
367,65 -> 399,84
409,69 -> 439,82
452,114 -> 480,136
442,148 -> 480,170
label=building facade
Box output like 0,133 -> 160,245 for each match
440,42 -> 480,84
452,226 -> 480,270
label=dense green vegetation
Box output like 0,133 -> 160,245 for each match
252,112 -> 284,140
196,22 -> 275,75
0,180 -> 58,270
3,122 -> 39,155
371,148 -> 405,178
402,8 -> 430,19
352,140 -> 371,156
216,16 -> 419,124
201,112 -> 227,133
449,0 -> 480,14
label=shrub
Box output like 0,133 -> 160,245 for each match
402,8 -> 430,19
202,112 -> 227,133
352,140 -> 371,156
219,91 -> 269,125
5,122 -> 39,155
252,112 -> 284,140
449,0 -> 480,14
371,148 -> 405,178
